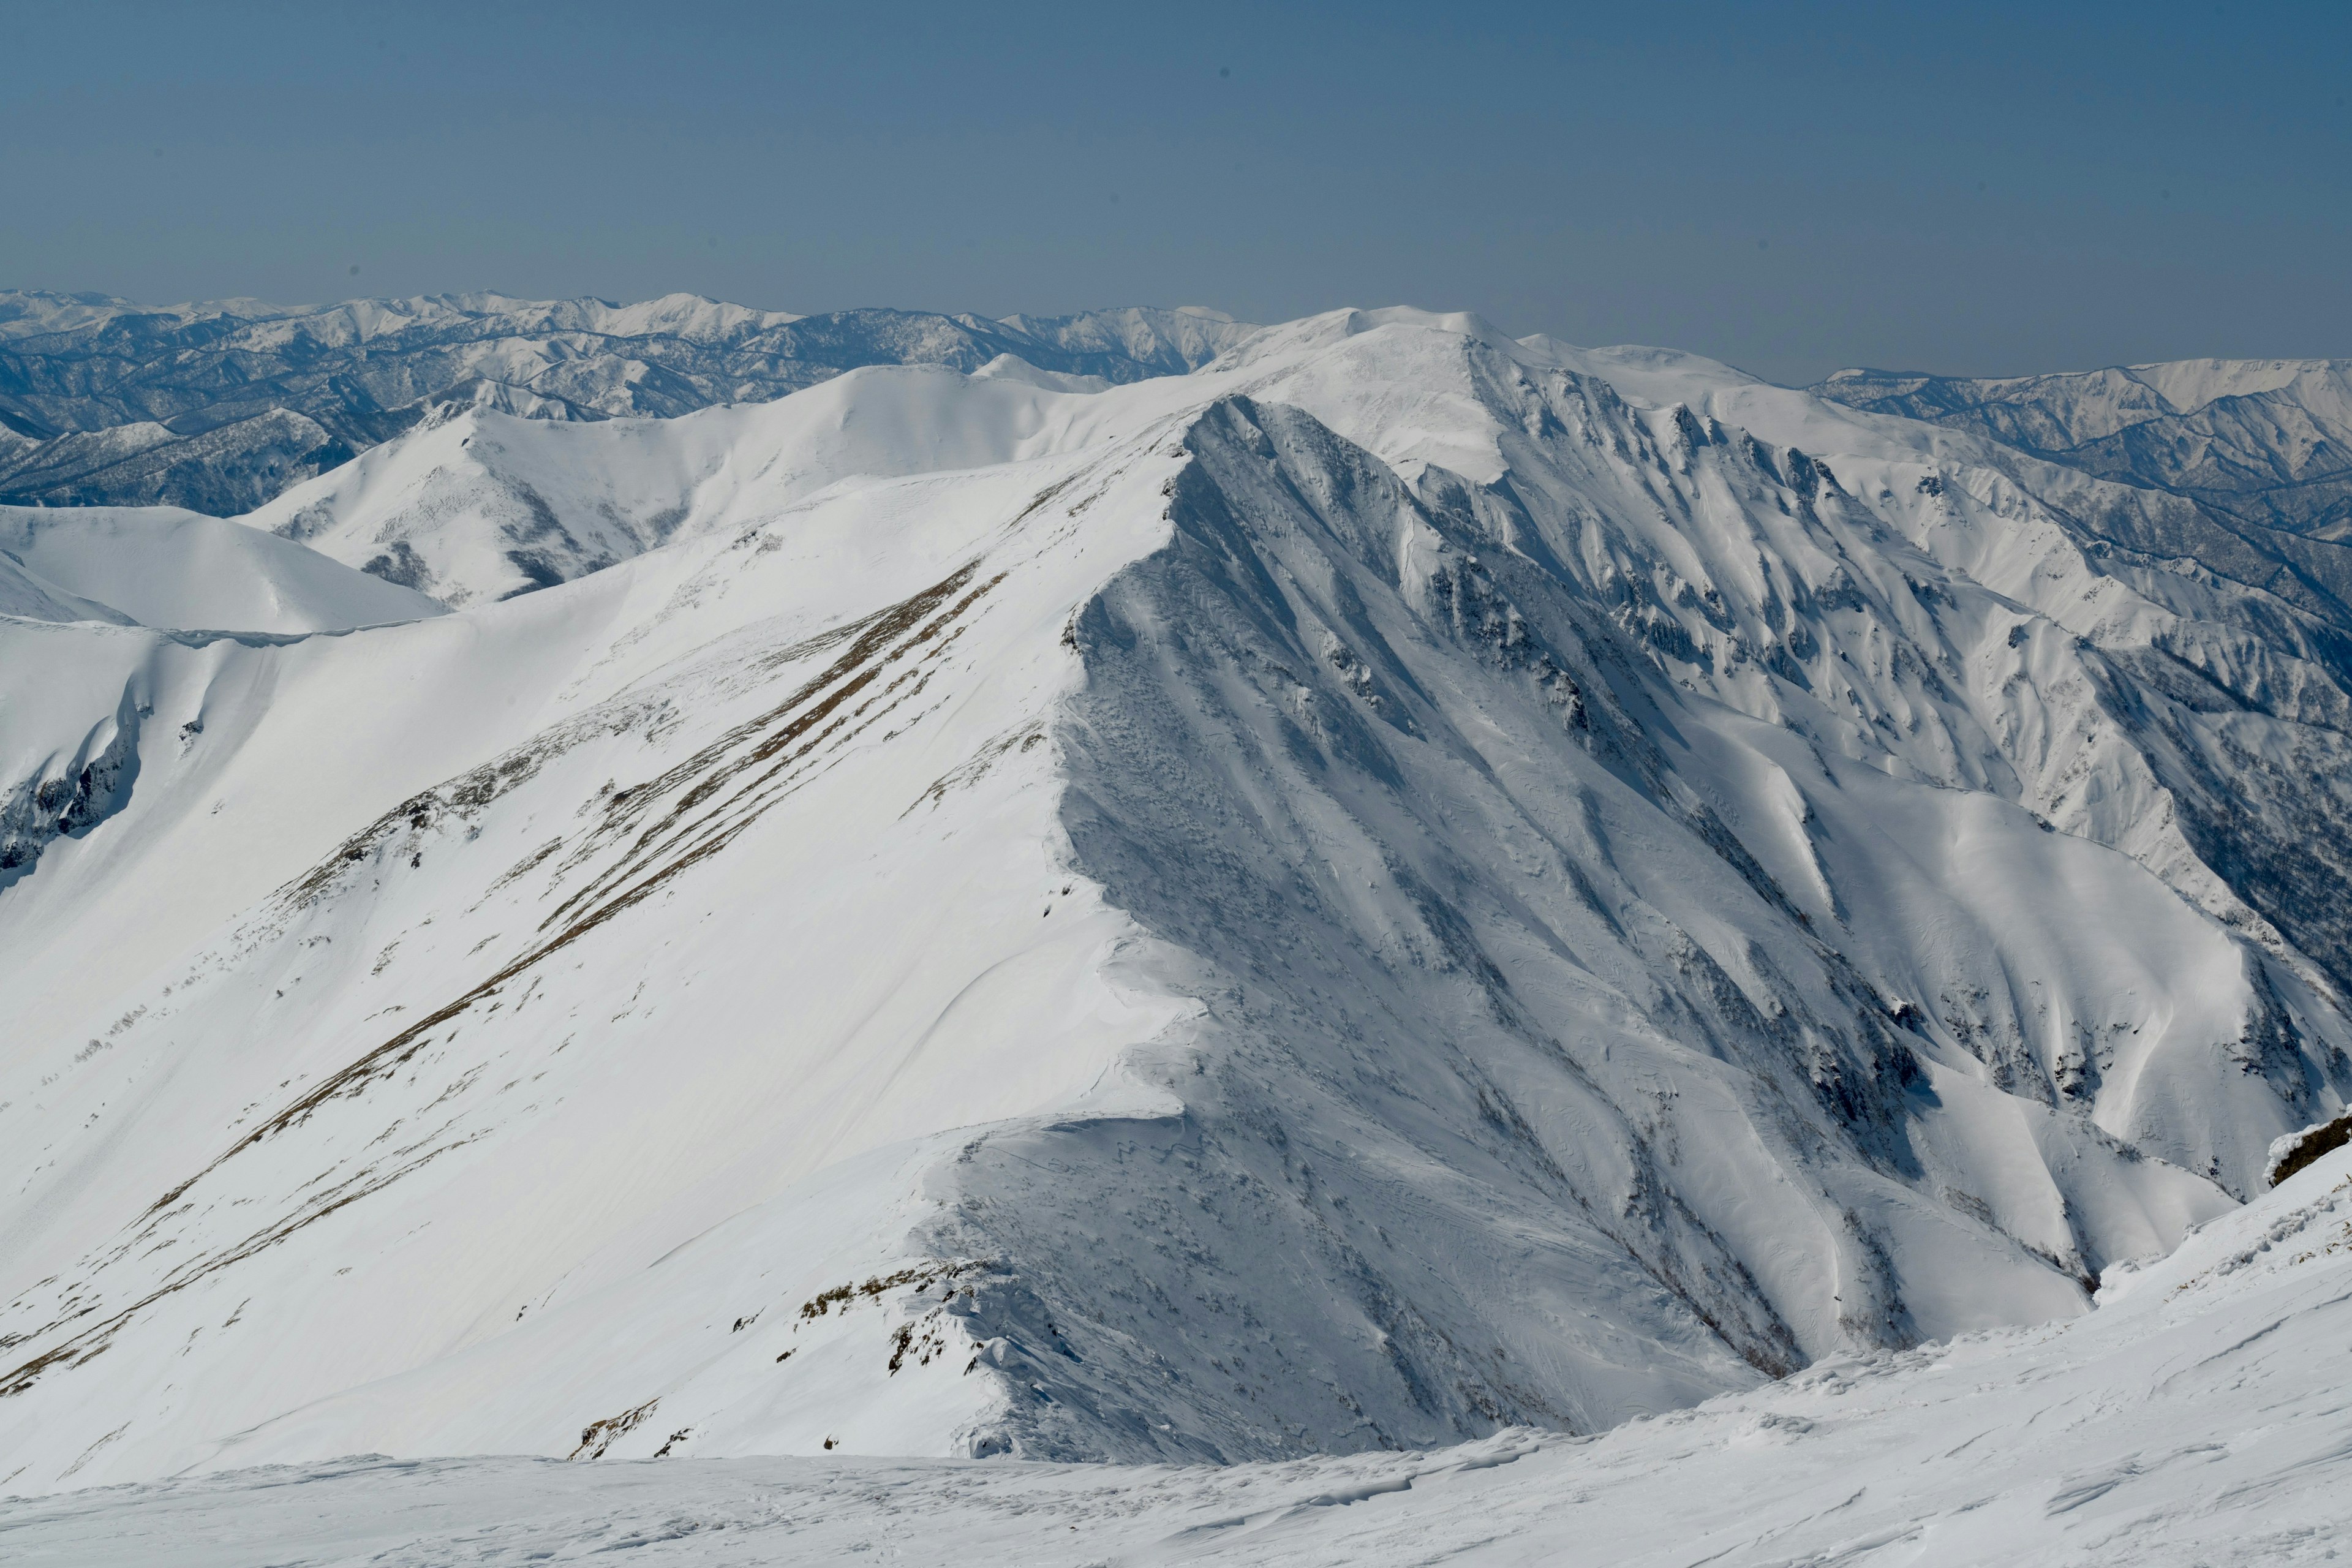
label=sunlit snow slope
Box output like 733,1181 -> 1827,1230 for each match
2,311 -> 2348,1495
240,358 -> 1170,605
0,507 -> 445,633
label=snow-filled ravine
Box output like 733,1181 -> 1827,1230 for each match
8,1140 -> 2346,1565
2,309 -> 2350,1512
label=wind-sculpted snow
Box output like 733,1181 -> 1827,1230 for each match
0,310 -> 2348,1499
6,1144 -> 2346,1565
0,290 -> 1253,516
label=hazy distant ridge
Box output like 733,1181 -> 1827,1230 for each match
0,290 -> 1254,514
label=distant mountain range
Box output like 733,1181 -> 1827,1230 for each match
1814,361 -> 2352,542
0,290 -> 1254,514
1813,358 -> 2352,647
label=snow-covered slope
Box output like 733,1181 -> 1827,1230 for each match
0,507 -> 445,632
0,551 -> 129,626
0,507 -> 442,903
0,410 -> 360,519
239,365 -> 1187,605
1,311 -> 2347,1499
8,1142 -> 2345,1566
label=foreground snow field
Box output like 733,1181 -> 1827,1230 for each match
8,1141 -> 2346,1566
4,307 -> 2351,1508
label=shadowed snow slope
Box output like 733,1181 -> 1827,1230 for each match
1,311 -> 2348,1496
6,1144 -> 2345,1564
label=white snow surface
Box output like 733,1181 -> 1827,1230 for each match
241,364 -> 1170,604
3,309 -> 2349,1505
0,507 -> 444,632
9,1142 -> 2347,1565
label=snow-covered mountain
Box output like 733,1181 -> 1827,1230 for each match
236,356 -> 1167,605
2,308 -> 2348,1502
0,291 -> 1254,514
13,1140 -> 2343,1563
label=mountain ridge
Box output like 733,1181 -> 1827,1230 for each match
0,307 -> 2346,1493
0,290 -> 1259,516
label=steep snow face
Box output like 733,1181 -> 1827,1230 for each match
877,391 -> 2222,1461
1488,332 -> 2352,1013
0,291 -> 1257,514
6,1146 -> 2345,1566
0,312 -> 2346,1493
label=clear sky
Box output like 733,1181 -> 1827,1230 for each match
5,0 -> 2346,385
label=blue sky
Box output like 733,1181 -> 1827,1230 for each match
4,0 -> 2346,383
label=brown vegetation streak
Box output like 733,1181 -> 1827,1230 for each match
0,562 -> 1003,1400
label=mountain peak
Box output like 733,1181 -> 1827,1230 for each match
6,309 -> 2349,1493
